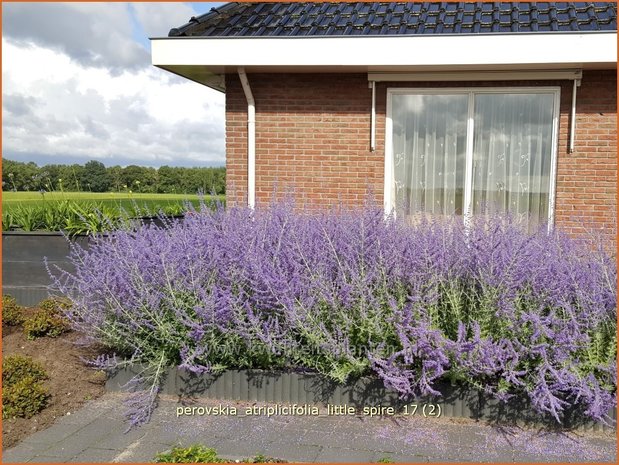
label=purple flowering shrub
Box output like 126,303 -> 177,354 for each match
49,201 -> 616,427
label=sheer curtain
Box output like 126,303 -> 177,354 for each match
472,93 -> 554,230
392,94 -> 468,218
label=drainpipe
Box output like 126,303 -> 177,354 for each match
569,78 -> 581,154
369,81 -> 376,152
238,67 -> 255,208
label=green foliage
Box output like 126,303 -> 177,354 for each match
2,355 -> 50,419
2,193 -> 223,234
23,308 -> 70,340
2,355 -> 48,386
2,295 -> 24,326
81,160 -> 111,192
154,446 -> 286,464
247,454 -> 286,463
2,376 -> 50,419
376,458 -> 395,463
2,158 -> 226,195
155,445 -> 222,463
38,297 -> 73,314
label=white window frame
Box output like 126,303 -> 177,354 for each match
384,86 -> 561,231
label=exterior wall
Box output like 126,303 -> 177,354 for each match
554,70 -> 616,243
225,70 -> 616,241
226,73 -> 383,207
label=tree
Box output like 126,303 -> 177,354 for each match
121,165 -> 148,192
81,160 -> 111,192
107,165 -> 123,192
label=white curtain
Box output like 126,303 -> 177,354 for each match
391,91 -> 554,229
392,94 -> 468,217
472,93 -> 554,230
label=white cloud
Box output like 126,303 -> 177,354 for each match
2,37 -> 225,166
2,2 -> 150,72
132,2 -> 197,37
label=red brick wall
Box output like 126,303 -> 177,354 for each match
554,70 -> 617,243
226,73 -> 383,207
225,70 -> 616,240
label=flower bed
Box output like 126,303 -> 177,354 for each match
49,201 -> 617,429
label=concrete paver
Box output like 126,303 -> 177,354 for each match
3,392 -> 616,463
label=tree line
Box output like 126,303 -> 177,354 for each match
2,159 -> 226,194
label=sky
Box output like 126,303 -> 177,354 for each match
2,2 -> 228,168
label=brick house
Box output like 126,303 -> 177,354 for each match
152,2 -> 617,238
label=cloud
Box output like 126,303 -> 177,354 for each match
2,2 -> 150,72
2,38 -> 225,167
131,2 -> 197,38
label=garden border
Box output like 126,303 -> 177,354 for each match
2,231 -> 88,306
2,216 -> 183,306
106,366 -> 616,433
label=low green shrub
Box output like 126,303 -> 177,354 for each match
154,446 -> 286,463
155,445 -> 221,463
2,376 -> 50,419
38,297 -> 72,314
2,295 -> 24,326
249,454 -> 286,463
2,355 -> 50,419
23,308 -> 70,340
2,355 -> 48,386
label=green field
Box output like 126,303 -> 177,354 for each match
2,191 -> 225,233
2,191 -> 223,210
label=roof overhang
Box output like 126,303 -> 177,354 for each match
151,32 -> 617,92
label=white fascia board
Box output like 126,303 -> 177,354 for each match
368,69 -> 584,81
151,33 -> 616,68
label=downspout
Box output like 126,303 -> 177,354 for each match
238,67 -> 255,208
569,77 -> 581,153
369,81 -> 376,151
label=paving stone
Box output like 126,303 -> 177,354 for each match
313,446 -> 379,462
2,440 -> 55,462
318,432 -> 399,453
27,456 -> 69,463
87,426 -> 150,451
73,448 -> 120,462
212,438 -> 323,462
44,428 -> 111,458
2,393 -> 616,464
2,450 -> 39,463
20,423 -> 84,446
378,453 -> 430,463
259,443 -> 323,463
110,437 -> 177,463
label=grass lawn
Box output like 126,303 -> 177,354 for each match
2,191 -> 224,213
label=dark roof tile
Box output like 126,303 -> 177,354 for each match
169,2 -> 617,37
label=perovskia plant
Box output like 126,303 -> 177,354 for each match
49,199 -> 616,428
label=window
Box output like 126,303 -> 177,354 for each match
385,87 -> 560,230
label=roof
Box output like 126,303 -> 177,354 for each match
169,2 -> 617,37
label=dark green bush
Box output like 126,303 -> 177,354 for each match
2,376 -> 50,419
23,308 -> 70,340
2,355 -> 48,386
2,295 -> 24,326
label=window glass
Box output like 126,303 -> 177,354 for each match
392,94 -> 468,216
472,93 -> 554,229
390,90 -> 556,229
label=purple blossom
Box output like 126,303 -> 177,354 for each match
49,200 -> 617,428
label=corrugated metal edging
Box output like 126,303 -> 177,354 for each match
2,287 -> 52,307
106,366 -> 616,432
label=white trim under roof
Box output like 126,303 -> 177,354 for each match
368,69 -> 584,82
151,33 -> 616,72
